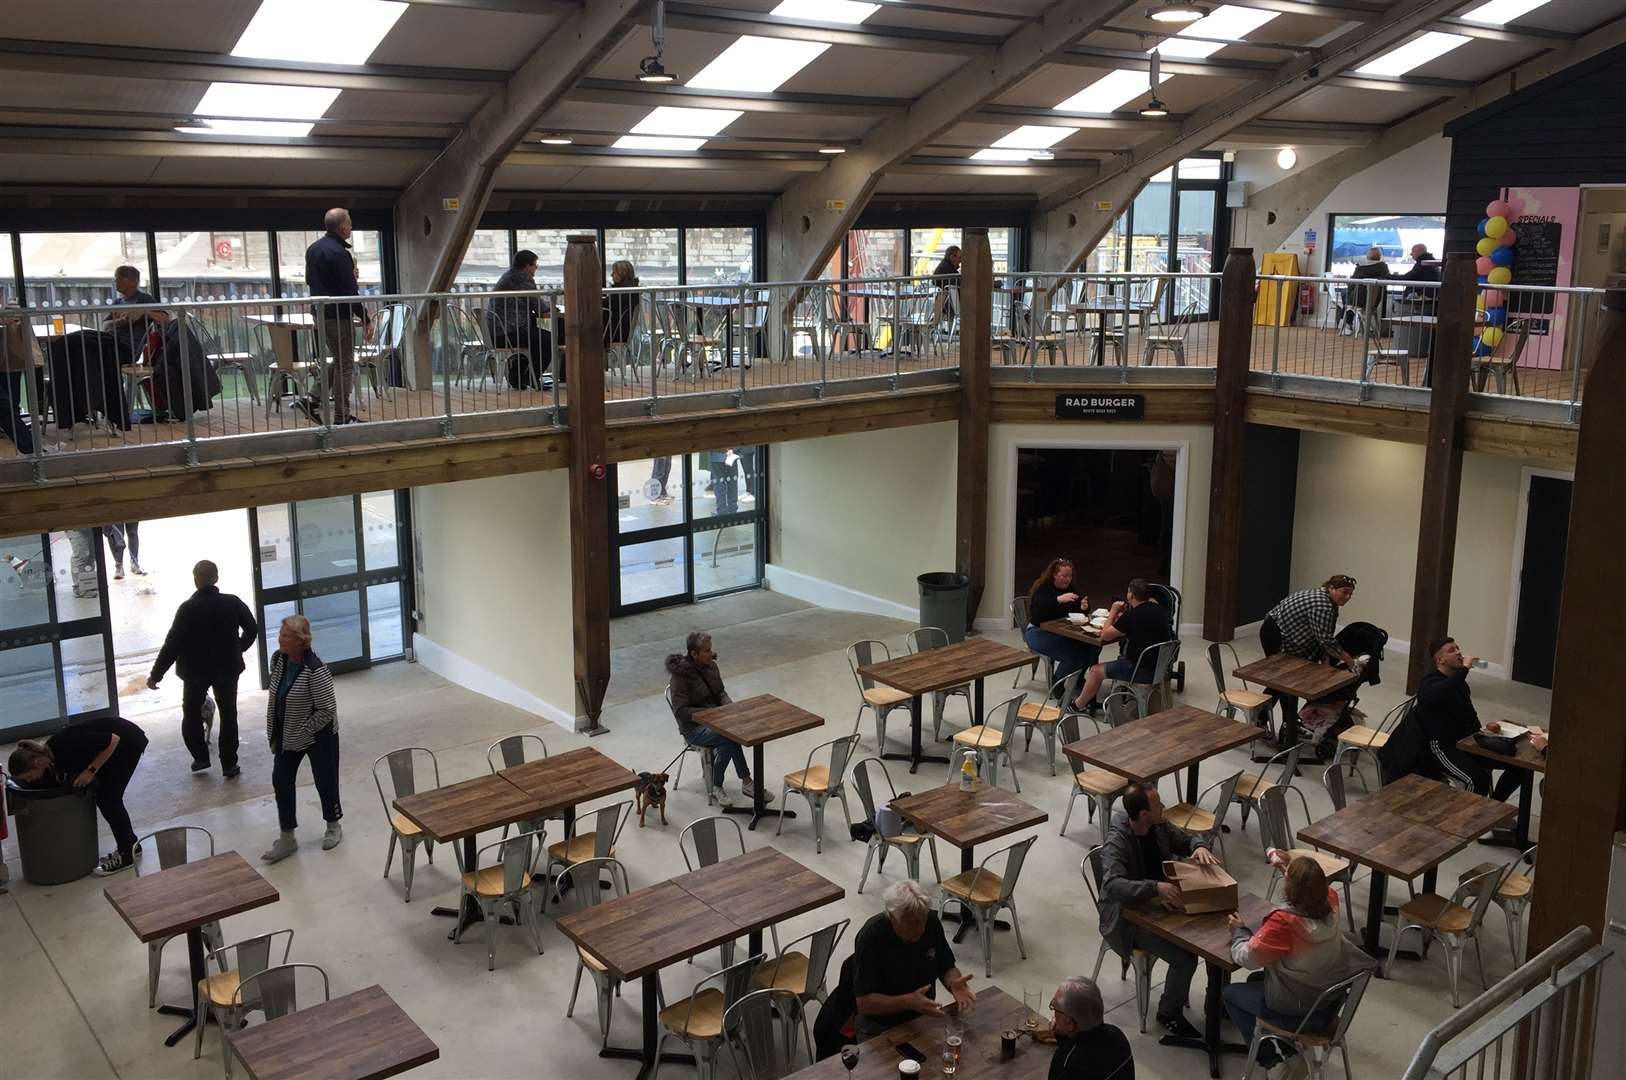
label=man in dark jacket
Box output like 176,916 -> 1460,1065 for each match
1097,781 -> 1218,1040
148,559 -> 258,777
1414,637 -> 1522,800
665,631 -> 768,805
487,249 -> 553,388
1045,976 -> 1134,1080
304,208 -> 373,425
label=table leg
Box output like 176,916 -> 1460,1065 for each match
743,743 -> 794,830
597,973 -> 697,1077
1481,770 -> 1534,850
1156,962 -> 1244,1077
1186,760 -> 1200,805
1364,870 -> 1387,960
156,926 -> 212,1047
433,836 -> 485,938
883,694 -> 949,772
749,929 -> 763,957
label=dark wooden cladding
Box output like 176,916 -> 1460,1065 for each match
784,987 -> 1044,1080
892,783 -> 1049,852
957,228 -> 993,635
1529,287 -> 1626,957
565,233 -> 611,729
693,694 -> 826,747
103,851 -> 279,944
1456,732 -> 1548,774
1062,706 -> 1260,783
672,848 -> 845,931
391,773 -> 545,844
1204,247 -> 1256,642
858,638 -> 1033,697
1232,655 -> 1359,701
1124,891 -> 1276,969
227,984 -> 439,1080
498,746 -> 639,815
1364,773 -> 1515,840
1296,804 -> 1467,880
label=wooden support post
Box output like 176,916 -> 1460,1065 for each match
1202,248 -> 1255,642
956,229 -> 992,636
564,235 -> 611,734
1405,253 -> 1477,692
1528,288 -> 1626,956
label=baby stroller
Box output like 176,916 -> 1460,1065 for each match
1295,621 -> 1388,760
1146,582 -> 1186,692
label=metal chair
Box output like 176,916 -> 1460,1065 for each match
1082,847 -> 1156,1033
1009,596 -> 1048,688
1234,742 -> 1307,851
1105,639 -> 1180,718
486,732 -> 552,837
1141,300 -> 1200,366
777,734 -> 859,853
563,857 -> 637,1046
1471,316 -> 1529,394
1057,714 -> 1129,846
905,626 -> 972,740
851,756 -> 940,893
1321,760 -> 1348,812
821,286 -> 869,356
934,835 -> 1036,977
225,963 -> 330,1068
751,918 -> 849,1007
654,953 -> 765,1080
1163,770 -> 1245,863
453,829 -> 548,970
193,928 -> 294,1078
679,815 -> 747,969
136,826 -> 225,1009
192,315 -> 261,406
1207,641 -> 1274,730
667,686 -> 718,803
1240,970 -> 1373,1080
789,286 -> 825,361
1457,844 -> 1536,965
371,747 -> 440,903
1101,687 -> 1142,732
725,987 -> 811,1080
948,694 -> 1024,792
1015,669 -> 1082,776
1256,786 -> 1356,934
1385,863 -> 1510,1007
847,639 -> 910,748
354,301 -> 403,407
547,800 -> 632,885
1334,697 -> 1411,793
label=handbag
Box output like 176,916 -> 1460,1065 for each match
1473,731 -> 1519,756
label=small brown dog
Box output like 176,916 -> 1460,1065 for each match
635,771 -> 669,827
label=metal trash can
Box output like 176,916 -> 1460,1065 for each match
5,779 -> 99,885
917,572 -> 971,643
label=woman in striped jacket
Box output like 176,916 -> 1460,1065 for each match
261,614 -> 342,864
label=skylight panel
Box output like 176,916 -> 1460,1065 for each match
231,0 -> 408,66
1459,0 -> 1551,25
770,0 -> 881,23
631,107 -> 744,138
1355,31 -> 1469,77
1155,5 -> 1279,60
177,119 -> 316,137
613,135 -> 708,152
193,82 -> 341,120
686,37 -> 833,93
971,149 -> 1038,162
1054,70 -> 1160,114
992,126 -> 1074,151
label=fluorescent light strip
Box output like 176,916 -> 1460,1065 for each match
1459,0 -> 1551,26
176,120 -> 316,137
971,149 -> 1038,162
1054,69 -> 1161,114
686,37 -> 833,93
193,82 -> 341,120
1154,5 -> 1279,60
770,0 -> 880,22
612,135 -> 707,152
1355,30 -> 1469,77
631,106 -> 743,138
231,0 -> 407,66
991,126 -> 1074,151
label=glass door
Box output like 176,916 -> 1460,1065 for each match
0,530 -> 117,741
1173,187 -> 1219,318
248,490 -> 409,685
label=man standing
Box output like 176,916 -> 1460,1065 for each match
1044,977 -> 1134,1080
1416,637 -> 1522,800
148,560 -> 258,777
1097,780 -> 1220,1041
851,879 -> 977,1042
304,209 -> 373,425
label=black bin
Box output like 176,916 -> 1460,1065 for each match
917,572 -> 971,643
5,779 -> 99,885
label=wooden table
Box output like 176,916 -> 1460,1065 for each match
498,745 -> 639,822
694,693 -> 825,828
1039,617 -> 1105,648
1125,892 -> 1275,1078
1366,773 -> 1517,840
226,984 -> 438,1080
1062,705 -> 1261,804
784,986 -> 1047,1080
392,772 -> 546,936
893,783 -> 1048,942
557,849 -> 844,1079
104,851 -> 279,1046
1232,655 -> 1360,751
1457,731 -> 1545,849
859,638 -> 1034,772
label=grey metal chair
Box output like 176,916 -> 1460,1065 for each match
1083,847 -> 1156,1034
847,639 -> 909,748
1208,641 -> 1274,730
1163,770 -> 1245,863
453,829 -> 548,971
679,815 -> 746,969
1009,596 -> 1048,688
1234,741 -> 1308,851
1256,785 -> 1356,935
1456,844 -> 1536,966
1057,714 -> 1129,846
667,686 -> 718,803
851,756 -> 940,893
136,826 -> 226,1009
724,987 -> 812,1080
547,800 -> 632,887
1104,638 -> 1180,718
371,747 -> 440,903
905,626 -> 973,740
1141,300 -> 1200,366
226,963 -> 330,1068
1101,687 -> 1143,732
751,917 -> 849,1007
1321,760 -> 1348,812
934,835 -> 1036,977
193,928 -> 294,1078
1241,970 -> 1373,1080
654,953 -> 765,1080
1386,863 -> 1510,1007
1015,668 -> 1082,776
563,857 -> 637,1046
1334,697 -> 1411,793
486,732 -> 552,837
777,734 -> 859,853
948,694 -> 1024,791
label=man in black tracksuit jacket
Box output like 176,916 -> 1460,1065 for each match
1414,636 -> 1521,800
148,559 -> 258,777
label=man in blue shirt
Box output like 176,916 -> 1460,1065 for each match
303,208 -> 373,425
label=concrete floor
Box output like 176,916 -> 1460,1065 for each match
1,591 -> 1553,1080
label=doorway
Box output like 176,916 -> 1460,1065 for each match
1012,447 -> 1180,613
1510,471 -> 1571,688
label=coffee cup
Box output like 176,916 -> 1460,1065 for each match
899,1058 -> 921,1079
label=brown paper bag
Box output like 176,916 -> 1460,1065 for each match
1163,859 -> 1239,914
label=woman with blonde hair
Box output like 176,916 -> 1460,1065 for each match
261,614 -> 342,863
7,715 -> 149,875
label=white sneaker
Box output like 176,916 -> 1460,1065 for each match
261,834 -> 298,863
713,787 -> 733,807
322,823 -> 343,850
741,780 -> 774,803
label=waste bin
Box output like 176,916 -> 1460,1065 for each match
5,779 -> 99,885
917,572 -> 971,643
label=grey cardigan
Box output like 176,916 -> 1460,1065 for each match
265,650 -> 337,753
1097,815 -> 1208,951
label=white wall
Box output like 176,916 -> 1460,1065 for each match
411,471 -> 579,729
767,423 -> 958,618
980,422 -> 1214,630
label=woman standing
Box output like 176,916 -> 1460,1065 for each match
7,715 -> 150,876
261,615 -> 342,864
1023,558 -> 1099,687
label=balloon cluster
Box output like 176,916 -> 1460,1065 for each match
1473,198 -> 1518,355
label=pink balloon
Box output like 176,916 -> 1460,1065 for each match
1484,289 -> 1505,307
1486,199 -> 1510,218
1498,228 -> 1518,248
1476,256 -> 1494,275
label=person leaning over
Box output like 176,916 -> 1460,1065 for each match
261,615 -> 342,864
1415,637 -> 1522,800
148,559 -> 258,778
1260,574 -> 1359,735
665,631 -> 770,806
851,879 -> 977,1042
1098,780 -> 1219,1040
1073,578 -> 1173,713
8,715 -> 150,876
1042,976 -> 1134,1080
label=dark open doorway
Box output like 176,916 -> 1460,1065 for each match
1013,448 -> 1178,609
1511,474 -> 1571,688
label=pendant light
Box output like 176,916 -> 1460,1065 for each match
1139,50 -> 1171,118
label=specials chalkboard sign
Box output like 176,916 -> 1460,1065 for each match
1514,217 -> 1563,289
1055,393 -> 1145,420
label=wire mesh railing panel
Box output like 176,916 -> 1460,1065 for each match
993,272 -> 1223,373
1250,275 -> 1443,390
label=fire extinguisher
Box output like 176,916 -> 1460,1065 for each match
1298,282 -> 1315,316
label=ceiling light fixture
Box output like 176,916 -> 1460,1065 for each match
538,134 -> 573,145
638,0 -> 677,83
819,146 -> 847,154
1147,1 -> 1209,23
1276,146 -> 1297,169
1030,149 -> 1056,161
1139,51 -> 1171,117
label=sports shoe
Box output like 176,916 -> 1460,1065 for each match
741,780 -> 774,803
222,765 -> 241,779
190,759 -> 211,773
261,834 -> 298,863
322,822 -> 343,851
114,565 -> 124,580
1158,1014 -> 1203,1042
130,562 -> 145,576
94,850 -> 133,876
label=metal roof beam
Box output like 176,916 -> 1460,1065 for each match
567,79 -> 909,117
1432,17 -> 1577,45
658,2 -> 1003,55
1058,46 -> 1474,94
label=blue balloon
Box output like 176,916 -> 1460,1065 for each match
1478,217 -> 1490,236
1473,339 -> 1493,356
1478,274 -> 1489,284
1485,307 -> 1507,326
1490,246 -> 1514,267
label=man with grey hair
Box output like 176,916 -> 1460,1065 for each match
1046,976 -> 1134,1080
148,559 -> 257,778
302,207 -> 373,425
851,879 -> 976,1041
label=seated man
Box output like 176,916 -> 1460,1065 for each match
103,264 -> 168,357
1415,636 -> 1522,800
1043,976 -> 1135,1080
1098,780 -> 1219,1040
1074,578 -> 1173,712
852,879 -> 976,1042
665,631 -> 769,806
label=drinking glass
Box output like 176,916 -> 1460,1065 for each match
841,1045 -> 860,1075
1023,987 -> 1042,1035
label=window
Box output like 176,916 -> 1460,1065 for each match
604,228 -> 680,287
275,230 -> 384,296
848,229 -> 904,278
455,229 -> 512,288
18,231 -> 149,310
154,231 -> 275,301
909,229 -> 960,276
684,227 -> 755,285
1088,214 -> 1127,275
1326,213 -> 1445,277
2,239 -> 16,306
1130,181 -> 1172,274
515,230 -> 574,286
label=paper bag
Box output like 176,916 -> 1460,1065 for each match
1163,859 -> 1238,914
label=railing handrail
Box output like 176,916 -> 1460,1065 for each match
1257,272 -> 1605,297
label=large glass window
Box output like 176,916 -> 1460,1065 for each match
1326,213 -> 1445,277
849,229 -> 904,279
18,231 -> 149,311
0,530 -> 116,740
2,238 -> 17,306
275,230 -> 385,296
455,229 -> 512,288
515,230 -> 574,286
685,227 -> 755,285
1130,180 -> 1172,274
604,228 -> 680,287
154,231 -> 275,301
910,229 -> 961,277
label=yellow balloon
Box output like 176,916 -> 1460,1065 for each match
1485,215 -> 1509,239
1476,294 -> 1486,311
1487,266 -> 1512,285
1476,237 -> 1497,257
1480,326 -> 1504,348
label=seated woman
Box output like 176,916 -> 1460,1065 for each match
603,259 -> 641,346
665,631 -> 770,806
8,715 -> 150,876
1023,558 -> 1100,690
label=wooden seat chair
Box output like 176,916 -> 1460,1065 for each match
1008,596 -> 1049,688
934,835 -> 1036,977
752,917 -> 849,1007
193,928 -> 294,1078
1234,742 -> 1307,852
851,756 -> 940,893
1207,641 -> 1274,731
1385,862 -> 1509,1007
1014,669 -> 1082,776
562,858 -> 642,1046
454,829 -> 548,970
546,800 -> 632,886
1104,639 -> 1180,718
724,987 -> 813,1080
1240,970 -> 1373,1080
847,639 -> 910,748
1457,843 -> 1536,965
655,953 -> 765,1080
1083,847 -> 1157,1033
777,733 -> 860,853
135,826 -> 226,1009
1057,714 -> 1129,846
1256,785 -> 1356,933
949,694 -> 1025,792
1334,697 -> 1412,793
1163,770 -> 1245,863
906,626 -> 974,740
371,747 -> 440,903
